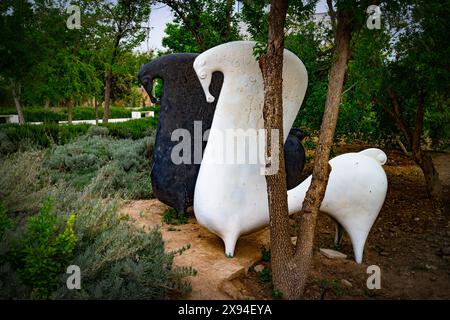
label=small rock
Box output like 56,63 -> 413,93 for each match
380,251 -> 390,257
425,264 -> 437,271
341,279 -> 352,288
291,237 -> 297,245
319,248 -> 347,260
414,217 -> 420,221
254,264 -> 265,273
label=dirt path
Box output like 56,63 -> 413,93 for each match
120,200 -> 269,299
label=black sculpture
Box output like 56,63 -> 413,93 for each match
284,128 -> 306,190
138,53 -> 306,213
138,53 -> 222,214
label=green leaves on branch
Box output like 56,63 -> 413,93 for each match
7,198 -> 77,299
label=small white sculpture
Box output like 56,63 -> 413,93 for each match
193,41 -> 388,263
287,148 -> 388,263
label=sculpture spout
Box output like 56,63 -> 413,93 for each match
193,58 -> 215,103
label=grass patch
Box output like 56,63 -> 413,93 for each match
162,208 -> 188,225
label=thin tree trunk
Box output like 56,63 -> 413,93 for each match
410,91 -> 442,206
396,136 -> 409,156
293,8 -> 353,297
103,69 -> 112,123
94,97 -> 99,125
260,0 -> 292,299
44,98 -> 50,109
103,34 -> 120,124
414,151 -> 442,204
386,90 -> 442,207
10,79 -> 25,125
67,98 -> 73,124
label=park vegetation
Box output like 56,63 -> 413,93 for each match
0,0 -> 448,300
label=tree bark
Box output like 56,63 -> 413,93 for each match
292,7 -> 353,297
260,0 -> 353,300
259,0 -> 292,299
94,97 -> 99,125
385,90 -> 442,207
67,98 -> 73,124
103,33 -> 120,124
10,79 -> 25,125
410,91 -> 442,206
103,69 -> 113,123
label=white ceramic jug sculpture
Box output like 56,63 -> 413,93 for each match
287,148 -> 388,263
193,41 -> 387,263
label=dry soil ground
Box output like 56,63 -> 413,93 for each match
120,147 -> 450,300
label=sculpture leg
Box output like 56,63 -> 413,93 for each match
334,221 -> 345,247
346,226 -> 370,264
223,233 -> 239,257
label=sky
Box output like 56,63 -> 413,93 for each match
138,1 -> 329,53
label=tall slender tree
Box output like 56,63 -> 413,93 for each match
259,0 -> 291,299
260,0 -> 381,298
98,0 -> 152,123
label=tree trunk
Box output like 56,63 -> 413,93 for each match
67,98 -> 73,124
94,97 -> 99,125
386,89 -> 442,207
414,151 -> 442,204
292,7 -> 353,297
103,69 -> 112,123
260,0 -> 292,299
410,91 -> 442,207
10,80 -> 25,125
44,98 -> 50,109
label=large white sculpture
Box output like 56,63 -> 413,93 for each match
193,41 -> 388,263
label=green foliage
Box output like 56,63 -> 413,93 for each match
101,118 -> 158,140
51,198 -> 195,299
0,145 -> 195,299
0,202 -> 12,241
8,198 -> 77,299
160,0 -> 241,53
43,134 -> 154,198
163,208 -> 188,225
0,118 -> 157,156
271,289 -> 283,299
0,107 -> 133,122
0,150 -> 50,214
257,266 -> 272,283
260,245 -> 271,262
318,278 -> 347,297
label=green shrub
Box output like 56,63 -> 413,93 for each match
0,202 -> 12,241
51,197 -> 195,299
8,198 -> 77,299
257,267 -> 272,283
0,150 -> 51,214
260,245 -> 271,262
102,118 -> 158,140
43,134 -> 154,198
163,208 -> 188,225
87,125 -> 109,137
0,148 -> 195,299
0,107 -> 133,123
0,118 -> 156,157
